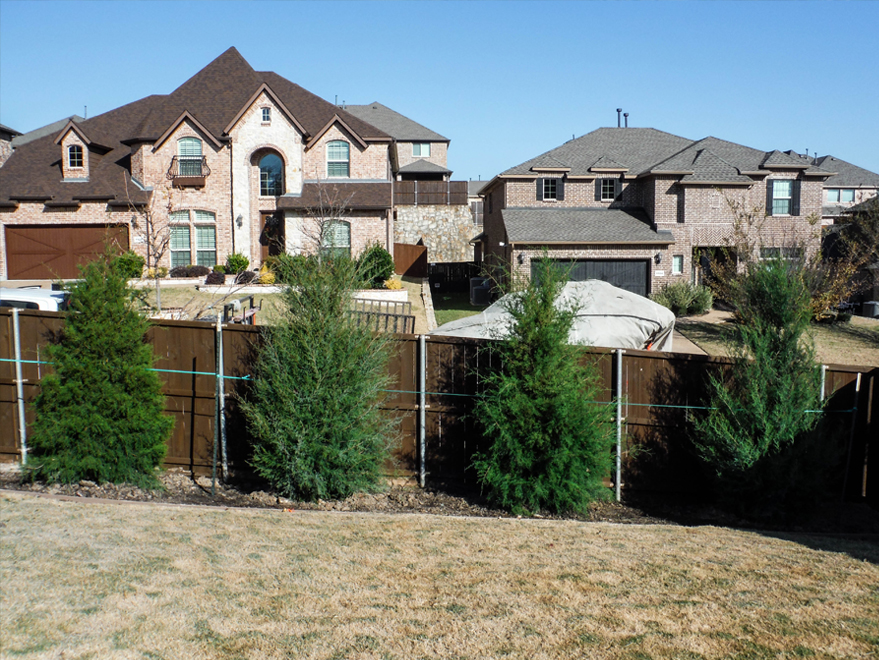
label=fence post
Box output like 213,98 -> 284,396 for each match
11,309 -> 27,464
218,319 -> 227,478
615,348 -> 625,502
419,334 -> 427,487
414,181 -> 418,207
820,364 -> 827,401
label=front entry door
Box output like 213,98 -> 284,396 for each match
259,212 -> 285,262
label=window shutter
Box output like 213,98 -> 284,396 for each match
595,179 -> 602,201
614,179 -> 622,200
766,180 -> 775,216
791,180 -> 801,216
557,178 -> 565,201
536,178 -> 544,201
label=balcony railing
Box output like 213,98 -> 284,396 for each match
394,181 -> 468,206
167,156 -> 210,187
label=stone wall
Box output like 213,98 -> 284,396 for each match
395,203 -> 476,263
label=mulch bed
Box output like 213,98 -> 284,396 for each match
2,466 -> 877,535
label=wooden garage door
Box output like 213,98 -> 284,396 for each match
534,258 -> 650,297
5,225 -> 129,280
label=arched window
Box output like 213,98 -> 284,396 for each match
327,141 -> 350,178
321,220 -> 351,259
68,145 -> 83,168
259,153 -> 284,196
178,137 -> 203,176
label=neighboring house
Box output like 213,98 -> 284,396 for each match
812,155 -> 879,224
0,124 -> 22,168
468,180 -> 488,261
0,49 -> 451,280
345,102 -> 473,262
479,127 -> 837,296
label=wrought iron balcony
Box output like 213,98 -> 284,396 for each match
167,156 -> 210,187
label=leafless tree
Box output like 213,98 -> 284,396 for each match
123,175 -> 173,312
300,180 -> 356,262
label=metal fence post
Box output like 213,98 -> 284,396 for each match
218,319 -> 227,478
11,309 -> 27,464
615,348 -> 625,503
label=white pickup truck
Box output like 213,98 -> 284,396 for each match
0,288 -> 70,311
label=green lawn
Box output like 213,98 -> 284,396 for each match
433,290 -> 486,326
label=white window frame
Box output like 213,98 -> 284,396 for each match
841,188 -> 855,203
177,137 -> 203,177
543,178 -> 558,201
261,107 -> 271,123
771,180 -> 793,216
413,143 -> 431,157
327,140 -> 350,178
170,210 -> 218,268
600,178 -> 616,202
826,188 -> 840,203
321,220 -> 351,259
67,145 -> 83,169
169,212 -> 191,269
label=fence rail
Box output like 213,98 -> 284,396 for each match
1,309 -> 876,507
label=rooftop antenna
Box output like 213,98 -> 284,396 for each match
335,95 -> 338,105
624,112 -> 629,128
616,108 -> 622,128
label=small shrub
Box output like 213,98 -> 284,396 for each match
205,271 -> 225,285
358,243 -> 395,288
169,266 -> 191,278
188,265 -> 211,278
650,281 -> 713,317
213,265 -> 226,274
258,265 -> 275,285
116,250 -> 145,279
147,267 -> 168,279
235,270 -> 257,285
226,252 -> 250,274
384,277 -> 403,290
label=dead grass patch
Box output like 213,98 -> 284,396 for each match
2,492 -> 877,659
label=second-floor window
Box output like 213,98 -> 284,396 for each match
413,143 -> 430,157
262,107 -> 271,122
827,188 -> 855,203
769,179 -> 800,216
537,178 -> 564,201
601,179 -> 617,202
68,145 -> 83,168
178,137 -> 203,176
327,141 -> 350,177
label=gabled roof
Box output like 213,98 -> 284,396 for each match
398,159 -> 451,174
344,102 -> 448,142
0,124 -> 21,138
814,155 -> 879,188
11,115 -> 85,147
502,207 -> 675,244
0,48 -> 393,206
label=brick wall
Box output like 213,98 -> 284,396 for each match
395,141 -> 448,171
303,125 -> 389,181
284,211 -> 390,258
60,131 -> 88,181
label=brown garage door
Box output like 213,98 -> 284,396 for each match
5,225 -> 129,280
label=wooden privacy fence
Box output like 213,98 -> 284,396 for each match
1,309 -> 876,506
394,181 -> 468,206
394,242 -> 428,278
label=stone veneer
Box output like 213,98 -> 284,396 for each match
395,204 -> 476,263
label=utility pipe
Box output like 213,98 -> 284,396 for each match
212,316 -> 220,497
419,334 -> 427,487
11,309 -> 27,464
820,364 -> 827,401
615,348 -> 625,502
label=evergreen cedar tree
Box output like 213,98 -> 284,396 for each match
241,255 -> 396,500
472,257 -> 615,515
29,250 -> 172,487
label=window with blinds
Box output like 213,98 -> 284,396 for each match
327,141 -> 350,177
178,137 -> 203,176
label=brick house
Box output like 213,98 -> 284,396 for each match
478,127 -> 841,296
0,48 -> 448,280
0,124 -> 21,169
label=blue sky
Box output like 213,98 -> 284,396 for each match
2,1 -> 878,181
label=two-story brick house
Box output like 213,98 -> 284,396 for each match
478,127 -> 837,296
0,48 -> 423,280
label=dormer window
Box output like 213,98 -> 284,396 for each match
327,141 -> 350,177
68,145 -> 83,168
262,107 -> 271,123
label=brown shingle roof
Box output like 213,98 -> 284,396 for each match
276,182 -> 392,211
0,47 -> 391,207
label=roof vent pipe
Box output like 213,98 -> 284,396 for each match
624,112 -> 629,128
616,108 -> 622,128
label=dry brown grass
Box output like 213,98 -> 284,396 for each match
2,492 -> 877,659
677,313 -> 879,367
